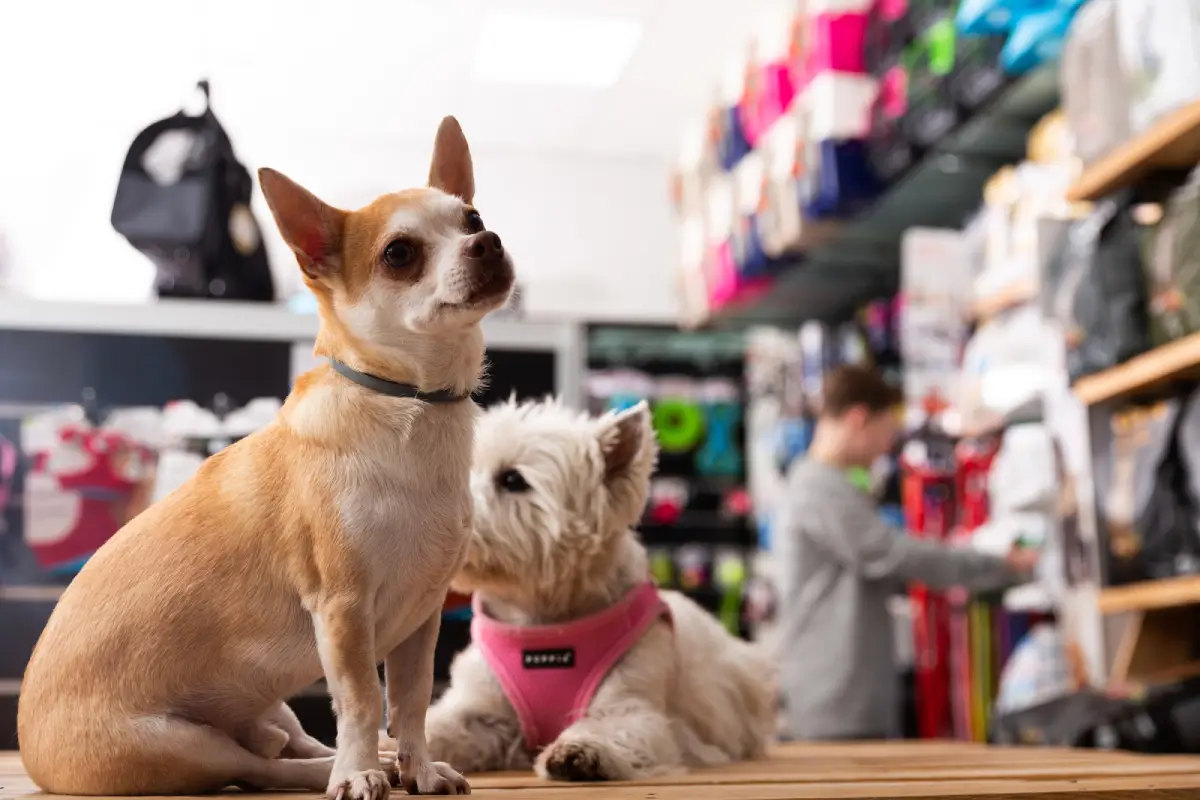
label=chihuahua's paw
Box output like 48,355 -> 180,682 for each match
536,739 -> 621,782
397,761 -> 470,795
328,768 -> 391,800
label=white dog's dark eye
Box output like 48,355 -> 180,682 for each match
383,239 -> 418,269
465,210 -> 485,233
496,468 -> 529,493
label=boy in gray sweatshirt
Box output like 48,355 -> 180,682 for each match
774,366 -> 1038,740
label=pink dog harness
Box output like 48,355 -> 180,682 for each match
471,581 -> 671,752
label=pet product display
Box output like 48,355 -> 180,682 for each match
901,430 -> 957,739
955,1 -> 1086,74
21,407 -> 161,574
791,0 -> 872,89
900,228 -> 973,428
993,623 -> 1075,717
864,0 -> 955,76
585,327 -> 754,634
110,81 -> 275,302
868,15 -> 962,183
1047,194 -> 1152,384
1098,399 -> 1200,587
1059,0 -> 1132,167
1114,0 -> 1200,135
1143,166 -> 1200,346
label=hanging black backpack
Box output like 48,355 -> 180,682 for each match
111,80 -> 275,302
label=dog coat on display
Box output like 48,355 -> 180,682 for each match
471,581 -> 672,752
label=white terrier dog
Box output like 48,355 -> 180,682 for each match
419,397 -> 776,781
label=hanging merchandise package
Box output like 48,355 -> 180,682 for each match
1115,0 -> 1200,136
993,623 -> 1074,718
1100,400 -> 1200,587
1049,193 -> 1151,384
959,306 -> 1050,435
1060,0 -> 1131,167
21,408 -> 161,574
1143,166 -> 1200,346
1173,388 -> 1200,552
111,81 -> 275,301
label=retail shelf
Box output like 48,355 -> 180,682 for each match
1097,574 -> 1200,615
1073,332 -> 1200,406
0,585 -> 66,602
0,296 -> 571,352
710,65 -> 1060,328
1067,100 -> 1200,202
637,520 -> 757,549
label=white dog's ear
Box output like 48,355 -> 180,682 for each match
599,402 -> 652,480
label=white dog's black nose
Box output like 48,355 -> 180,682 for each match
464,231 -> 504,260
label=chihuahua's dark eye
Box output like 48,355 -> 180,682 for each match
465,210 -> 485,234
496,468 -> 529,493
383,239 -> 418,269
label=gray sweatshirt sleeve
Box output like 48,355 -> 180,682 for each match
788,464 -> 1019,592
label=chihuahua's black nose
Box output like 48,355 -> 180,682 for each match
464,231 -> 503,260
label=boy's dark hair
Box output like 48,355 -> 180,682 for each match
820,365 -> 903,417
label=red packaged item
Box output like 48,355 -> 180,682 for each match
22,410 -> 157,575
901,434 -> 956,740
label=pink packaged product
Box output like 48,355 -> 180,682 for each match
706,239 -> 774,310
741,1 -> 872,147
739,45 -> 795,149
789,2 -> 872,91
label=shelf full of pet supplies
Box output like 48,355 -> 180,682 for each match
672,0 -> 1069,330
585,325 -> 755,636
711,65 -> 1057,328
0,296 -> 581,603
1062,93 -> 1200,407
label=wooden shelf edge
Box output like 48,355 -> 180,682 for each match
1073,332 -> 1200,406
1067,100 -> 1200,202
1097,574 -> 1200,615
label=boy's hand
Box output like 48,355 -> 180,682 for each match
1005,546 -> 1041,575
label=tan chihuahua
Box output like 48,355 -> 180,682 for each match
17,117 -> 512,798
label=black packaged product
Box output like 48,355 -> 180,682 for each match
863,0 -> 955,77
1098,398 -> 1200,586
992,681 -> 1200,753
111,80 -> 275,302
1047,192 -> 1150,383
867,15 -> 962,184
1172,386 -> 1200,571
945,28 -> 1009,114
1143,166 -> 1200,346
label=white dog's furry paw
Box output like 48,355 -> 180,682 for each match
328,768 -> 391,800
396,760 -> 470,795
536,739 -> 623,782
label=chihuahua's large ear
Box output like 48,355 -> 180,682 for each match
428,116 -> 475,204
259,168 -> 346,279
598,402 -> 656,481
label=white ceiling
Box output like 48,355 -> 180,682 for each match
0,0 -> 788,163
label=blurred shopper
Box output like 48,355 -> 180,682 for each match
775,365 -> 1038,740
